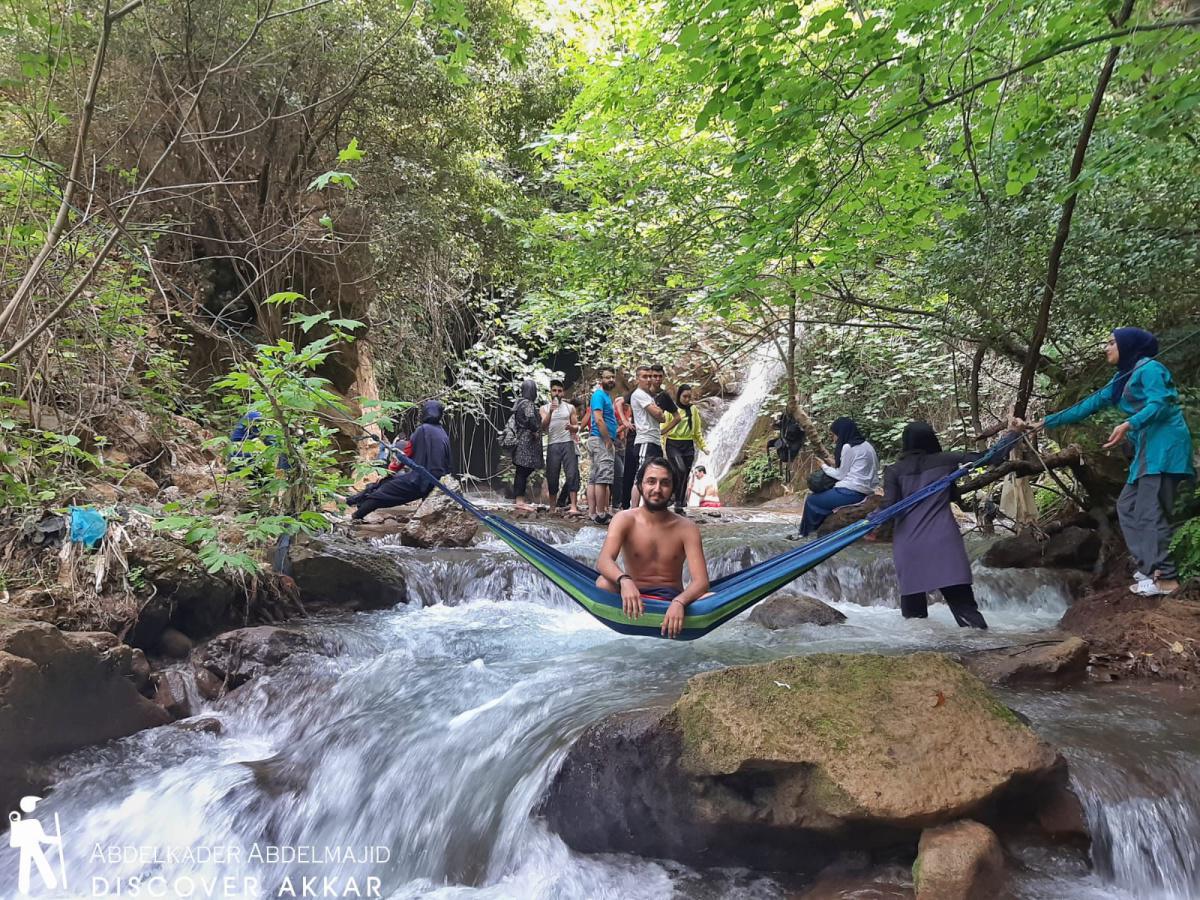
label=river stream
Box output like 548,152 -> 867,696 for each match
2,518 -> 1197,899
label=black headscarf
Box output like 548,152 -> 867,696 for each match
421,400 -> 444,425
900,421 -> 942,455
519,379 -> 538,403
676,384 -> 693,416
1110,327 -> 1158,403
830,417 -> 866,466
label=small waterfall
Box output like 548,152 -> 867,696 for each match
1012,687 -> 1200,900
1082,756 -> 1200,898
702,344 -> 786,483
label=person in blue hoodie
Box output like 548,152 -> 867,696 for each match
348,400 -> 452,520
1015,328 -> 1194,596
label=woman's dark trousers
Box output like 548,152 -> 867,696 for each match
900,583 -> 988,629
513,464 -> 535,500
666,439 -> 694,510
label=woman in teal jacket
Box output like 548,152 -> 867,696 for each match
1018,328 -> 1194,596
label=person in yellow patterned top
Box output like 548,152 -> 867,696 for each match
661,384 -> 708,513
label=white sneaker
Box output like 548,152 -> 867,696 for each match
1130,578 -> 1164,596
1133,570 -> 1149,582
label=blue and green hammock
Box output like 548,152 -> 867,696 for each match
394,432 -> 1021,640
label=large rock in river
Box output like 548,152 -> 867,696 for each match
191,625 -> 342,699
288,533 -> 408,609
981,526 -> 1099,571
749,594 -> 846,629
539,653 -> 1081,873
0,622 -> 170,813
401,477 -> 479,548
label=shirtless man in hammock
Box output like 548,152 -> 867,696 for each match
595,458 -> 711,638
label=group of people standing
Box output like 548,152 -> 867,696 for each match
508,365 -> 719,525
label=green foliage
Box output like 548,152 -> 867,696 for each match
523,0 -> 1200,443
1170,486 -> 1200,584
741,453 -> 778,495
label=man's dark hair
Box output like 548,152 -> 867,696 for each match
550,379 -> 564,389
650,364 -> 665,373
694,464 -> 706,474
636,457 -> 673,489
635,365 -> 649,375
599,366 -> 615,377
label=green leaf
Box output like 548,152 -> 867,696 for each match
337,138 -> 364,163
265,291 -> 304,306
308,171 -> 358,191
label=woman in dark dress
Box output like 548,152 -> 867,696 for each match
512,379 -> 544,512
882,422 -> 988,629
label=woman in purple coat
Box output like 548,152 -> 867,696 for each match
882,422 -> 988,629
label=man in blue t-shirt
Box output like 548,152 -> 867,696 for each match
587,367 -> 618,524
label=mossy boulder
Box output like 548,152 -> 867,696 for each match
539,653 -> 1082,874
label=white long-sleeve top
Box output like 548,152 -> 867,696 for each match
821,440 -> 879,495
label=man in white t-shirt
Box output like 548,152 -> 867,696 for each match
629,365 -> 680,508
541,379 -> 580,516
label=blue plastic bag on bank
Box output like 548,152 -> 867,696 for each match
69,506 -> 108,549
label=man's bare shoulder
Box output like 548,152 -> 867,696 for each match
677,514 -> 702,539
610,509 -> 638,529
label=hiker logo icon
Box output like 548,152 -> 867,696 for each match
7,796 -> 68,895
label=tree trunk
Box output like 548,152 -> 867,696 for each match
1012,0 -> 1136,418
969,344 -> 985,442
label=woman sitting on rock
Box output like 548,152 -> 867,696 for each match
799,417 -> 879,536
883,422 -> 988,629
1014,327 -> 1194,596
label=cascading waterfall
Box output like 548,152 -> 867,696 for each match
1,522 -> 1196,900
702,343 -> 787,483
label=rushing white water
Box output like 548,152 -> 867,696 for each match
0,524 -> 1196,900
701,344 -> 786,483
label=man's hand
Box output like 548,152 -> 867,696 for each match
604,437 -> 614,451
1103,421 -> 1132,449
662,599 -> 686,638
620,579 -> 644,620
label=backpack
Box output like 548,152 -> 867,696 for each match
500,414 -> 518,449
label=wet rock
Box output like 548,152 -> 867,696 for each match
130,648 -> 151,694
962,638 -> 1089,686
0,622 -> 170,812
539,653 -> 1079,874
289,533 -> 408,609
152,670 -> 194,719
401,478 -> 479,548
982,527 -> 1099,571
914,820 -> 1006,900
176,716 -> 223,735
127,536 -> 239,647
159,626 -> 194,659
194,666 -> 225,702
815,494 -> 894,541
749,594 -> 846,629
191,625 -> 341,697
